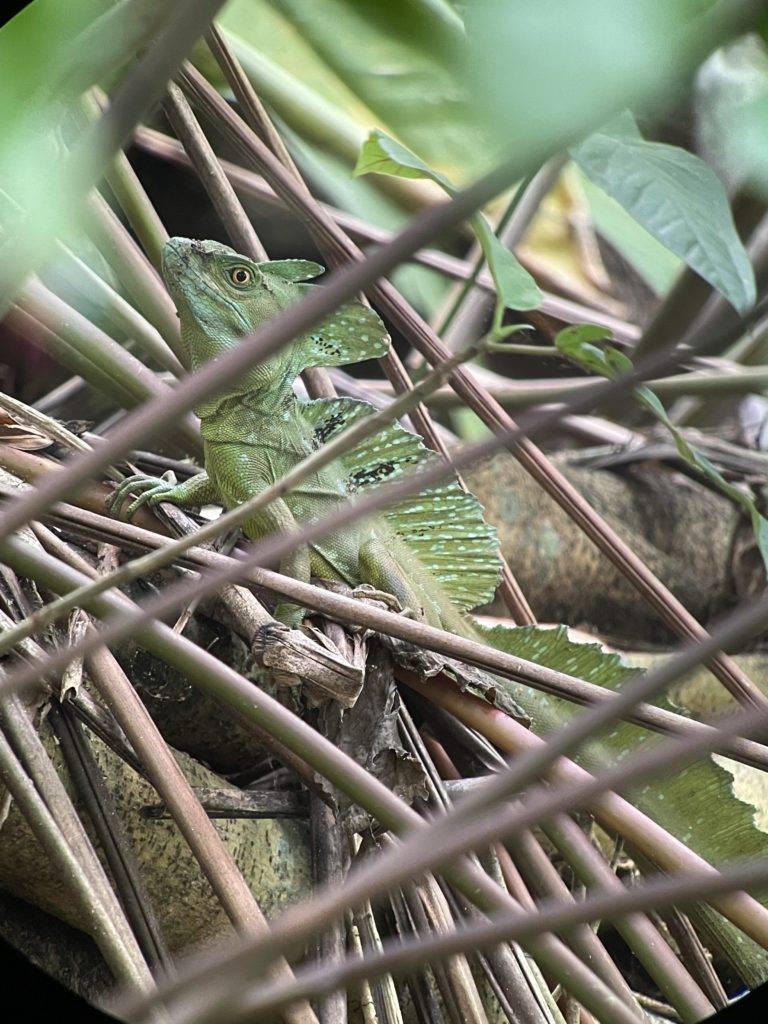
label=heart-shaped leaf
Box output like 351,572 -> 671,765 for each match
354,128 -> 454,190
571,114 -> 756,313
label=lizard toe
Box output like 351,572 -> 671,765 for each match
108,471 -> 176,519
124,482 -> 177,519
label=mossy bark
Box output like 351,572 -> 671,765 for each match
0,707 -> 311,959
467,453 -> 746,641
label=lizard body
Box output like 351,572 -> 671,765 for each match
111,237 -> 502,629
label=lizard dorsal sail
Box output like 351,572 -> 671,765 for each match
303,398 -> 502,611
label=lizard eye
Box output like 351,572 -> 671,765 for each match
228,266 -> 253,287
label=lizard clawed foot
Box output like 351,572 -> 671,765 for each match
107,471 -> 179,520
350,584 -> 417,619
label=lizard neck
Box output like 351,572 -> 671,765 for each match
199,387 -> 307,445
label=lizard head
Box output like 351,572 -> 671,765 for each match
162,236 -> 390,412
162,236 -> 316,412
162,237 -> 279,367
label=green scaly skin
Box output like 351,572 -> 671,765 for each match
109,237 -> 501,630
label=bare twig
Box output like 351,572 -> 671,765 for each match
50,704 -> 173,971
163,82 -> 267,260
0,696 -> 154,994
311,797 -> 348,1024
15,492 -> 768,774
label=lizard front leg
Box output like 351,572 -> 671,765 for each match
108,471 -> 219,520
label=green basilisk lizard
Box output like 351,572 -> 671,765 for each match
109,237 -> 503,632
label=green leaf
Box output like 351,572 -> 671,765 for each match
578,169 -> 682,295
356,130 -> 542,311
354,128 -> 454,190
554,324 -> 614,374
481,623 -> 768,934
570,115 -> 756,313
471,215 -> 543,311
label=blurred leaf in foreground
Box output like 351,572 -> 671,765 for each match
0,0 -> 170,227
0,0 -> 221,312
209,0 -> 476,179
466,1 -> 740,167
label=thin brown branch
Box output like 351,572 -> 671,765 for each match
141,787 -> 307,820
508,826 -> 652,1014
423,728 -> 629,1021
50,704 -> 173,971
84,191 -> 182,357
137,856 -> 768,1024
0,697 -> 154,993
163,82 -> 267,260
397,709 -> 549,1021
205,25 -> 307,190
13,278 -> 200,454
310,797 -> 348,1024
662,908 -> 728,1011
540,813 -> 715,1021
